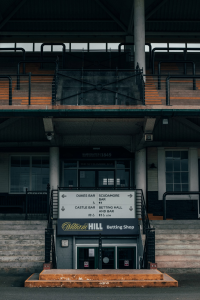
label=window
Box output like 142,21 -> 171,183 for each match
165,151 -> 188,192
10,156 -> 49,193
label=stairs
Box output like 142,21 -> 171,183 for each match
0,220 -> 47,273
152,220 -> 200,273
25,269 -> 178,288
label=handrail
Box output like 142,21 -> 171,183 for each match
17,60 -> 58,90
118,43 -> 152,67
152,47 -> 200,74
0,76 -> 12,105
166,75 -> 200,105
158,60 -> 196,90
0,48 -> 26,74
163,191 -> 200,220
41,43 -> 66,69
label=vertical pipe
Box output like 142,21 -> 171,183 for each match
158,63 -> 161,90
28,72 -> 31,105
22,50 -> 25,74
17,63 -> 20,90
152,50 -> 155,74
163,194 -> 166,220
134,0 -> 146,76
9,77 -> 12,105
166,77 -> 170,106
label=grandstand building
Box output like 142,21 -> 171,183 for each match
0,0 -> 199,274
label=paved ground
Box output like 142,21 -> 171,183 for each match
0,273 -> 200,300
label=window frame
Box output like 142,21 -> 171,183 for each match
9,155 -> 49,194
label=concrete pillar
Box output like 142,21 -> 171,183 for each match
49,147 -> 59,190
134,0 -> 146,73
135,148 -> 146,217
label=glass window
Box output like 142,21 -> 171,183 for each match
64,169 -> 77,188
16,43 -> 33,52
80,170 -> 96,188
32,157 -> 49,191
53,44 -> 69,52
35,43 -> 51,52
116,161 -> 130,169
10,156 -> 49,193
151,43 -> 168,52
116,170 -> 129,188
64,161 -> 77,168
90,43 -> 106,50
165,151 -> 188,192
10,157 -> 30,193
98,171 -> 114,187
107,43 -> 120,50
169,43 -> 185,52
71,43 -> 88,51
187,44 -> 200,52
0,43 -> 15,51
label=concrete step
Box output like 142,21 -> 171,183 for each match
0,261 -> 44,269
156,249 -> 200,255
156,244 -> 200,250
151,220 -> 200,225
157,261 -> 200,268
0,256 -> 44,262
155,229 -> 200,234
0,234 -> 44,240
156,239 -> 200,245
0,225 -> 46,230
153,225 -> 200,229
0,220 -> 47,225
0,249 -> 44,256
0,240 -> 45,246
156,234 -> 200,239
156,255 -> 200,261
0,230 -> 45,235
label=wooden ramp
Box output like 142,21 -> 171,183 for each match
25,269 -> 178,288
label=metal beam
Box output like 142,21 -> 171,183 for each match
174,117 -> 200,134
128,1 -> 134,34
147,20 -> 200,23
94,0 -> 127,32
0,31 -> 126,35
0,118 -> 21,131
145,0 -> 168,21
9,19 -> 115,23
0,0 -> 27,30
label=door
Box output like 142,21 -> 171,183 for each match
117,247 -> 136,269
77,247 -> 98,269
102,247 -> 115,269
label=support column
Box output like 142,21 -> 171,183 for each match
49,147 -> 59,190
134,0 -> 146,73
135,148 -> 146,217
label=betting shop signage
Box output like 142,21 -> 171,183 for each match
57,218 -> 139,235
58,190 -> 136,219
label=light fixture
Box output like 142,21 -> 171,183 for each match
46,132 -> 54,141
149,163 -> 157,169
162,118 -> 168,125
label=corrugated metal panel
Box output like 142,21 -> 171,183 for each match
0,153 -> 9,193
0,118 -> 46,142
154,118 -> 200,142
147,147 -> 158,192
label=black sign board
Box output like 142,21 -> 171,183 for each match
57,218 -> 139,236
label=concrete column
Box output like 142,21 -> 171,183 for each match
134,0 -> 146,73
49,147 -> 59,190
135,148 -> 146,217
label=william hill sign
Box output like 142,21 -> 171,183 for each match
57,219 -> 139,235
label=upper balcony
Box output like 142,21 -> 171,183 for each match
1,45 -> 200,115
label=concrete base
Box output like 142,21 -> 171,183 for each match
25,269 -> 178,288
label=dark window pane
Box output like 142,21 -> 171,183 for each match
174,172 -> 180,183
64,169 -> 77,187
174,184 -> 181,191
166,172 -> 173,183
181,151 -> 188,159
64,161 -> 77,168
182,184 -> 189,191
173,151 -> 180,158
174,160 -> 180,171
80,171 -> 95,188
116,170 -> 129,188
166,159 -> 173,171
166,184 -> 173,191
166,151 -> 173,158
116,161 -> 130,168
181,159 -> 188,171
181,172 -> 188,183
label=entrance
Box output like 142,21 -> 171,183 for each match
77,246 -> 136,269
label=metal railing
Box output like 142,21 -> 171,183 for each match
56,68 -> 144,105
166,75 -> 200,106
41,43 -> 66,69
139,189 -> 155,269
0,76 -> 12,105
0,48 -> 26,73
118,43 -> 152,67
152,47 -> 200,74
17,60 -> 58,90
158,60 -> 196,90
25,185 -> 50,220
163,191 -> 200,220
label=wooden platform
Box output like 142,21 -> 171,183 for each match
25,269 -> 178,288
